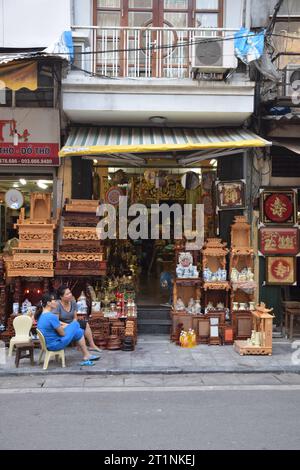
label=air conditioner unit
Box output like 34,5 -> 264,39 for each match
191,35 -> 237,73
283,64 -> 300,97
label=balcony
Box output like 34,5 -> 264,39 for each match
73,25 -> 238,79
63,25 -> 255,127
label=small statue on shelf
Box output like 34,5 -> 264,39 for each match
176,252 -> 199,279
175,297 -> 185,312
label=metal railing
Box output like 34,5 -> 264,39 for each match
72,25 -> 238,79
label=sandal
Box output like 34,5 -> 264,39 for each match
88,347 -> 102,353
80,360 -> 95,366
88,355 -> 101,361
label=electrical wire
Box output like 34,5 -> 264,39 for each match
0,31 -> 283,58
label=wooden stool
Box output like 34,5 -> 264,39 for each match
15,342 -> 34,368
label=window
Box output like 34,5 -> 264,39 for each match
94,0 -> 224,28
94,0 -> 224,77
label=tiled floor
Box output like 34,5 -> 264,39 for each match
1,335 -> 300,375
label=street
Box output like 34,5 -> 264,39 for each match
0,373 -> 300,450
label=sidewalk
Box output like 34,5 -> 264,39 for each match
1,335 -> 300,376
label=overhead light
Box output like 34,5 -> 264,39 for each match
37,180 -> 48,189
149,116 -> 167,124
13,129 -> 19,146
210,159 -> 218,167
93,160 -> 98,164
19,179 -> 27,185
13,182 -> 20,188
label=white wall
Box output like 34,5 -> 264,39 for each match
225,0 -> 244,29
0,0 -> 71,48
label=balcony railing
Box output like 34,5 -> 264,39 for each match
72,26 -> 238,79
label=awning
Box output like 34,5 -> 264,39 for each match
0,60 -> 37,91
59,127 -> 271,161
273,139 -> 300,155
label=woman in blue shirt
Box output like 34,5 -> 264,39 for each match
35,293 -> 100,366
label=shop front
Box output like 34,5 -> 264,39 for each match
0,108 -> 60,250
58,125 -> 272,344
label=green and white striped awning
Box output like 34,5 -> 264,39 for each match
59,126 -> 271,158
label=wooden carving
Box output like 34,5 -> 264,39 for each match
231,216 -> 252,254
64,199 -> 99,213
63,227 -> 99,241
30,193 -> 52,222
57,253 -> 104,262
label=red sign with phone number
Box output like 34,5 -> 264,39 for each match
0,143 -> 60,166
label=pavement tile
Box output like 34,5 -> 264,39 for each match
201,373 -> 243,385
84,376 -> 125,387
43,376 -> 85,388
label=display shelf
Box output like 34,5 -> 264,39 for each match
229,216 -> 256,332
173,279 -> 201,310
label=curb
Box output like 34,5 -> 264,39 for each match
1,366 -> 300,377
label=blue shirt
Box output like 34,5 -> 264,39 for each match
37,312 -> 61,349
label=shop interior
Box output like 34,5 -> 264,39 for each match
0,176 -> 53,251
93,161 -> 218,306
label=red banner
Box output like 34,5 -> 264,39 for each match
0,143 -> 60,166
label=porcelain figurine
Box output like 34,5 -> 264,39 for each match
187,298 -> 195,314
247,268 -> 254,281
249,301 -> 256,311
203,268 -> 212,281
176,252 -> 199,279
231,268 -> 239,282
239,303 -> 247,310
216,302 -> 224,310
194,299 -> 201,315
232,302 -> 239,311
175,298 -> 186,312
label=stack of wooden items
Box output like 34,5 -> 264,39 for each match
5,193 -> 56,278
55,199 -> 107,277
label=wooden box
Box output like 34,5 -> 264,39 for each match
17,223 -> 55,250
64,199 -> 99,213
6,252 -> 54,277
171,311 -> 194,342
197,317 -> 210,344
232,311 -> 253,340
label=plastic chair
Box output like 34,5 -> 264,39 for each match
8,315 -> 33,357
36,328 -> 66,370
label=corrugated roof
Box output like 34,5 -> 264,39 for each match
59,126 -> 271,158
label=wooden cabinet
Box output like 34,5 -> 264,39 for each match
234,303 -> 274,355
229,216 -> 256,340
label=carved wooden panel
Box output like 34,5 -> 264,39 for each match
57,253 -> 104,262
17,224 -> 54,250
6,253 -> 54,277
63,227 -> 99,241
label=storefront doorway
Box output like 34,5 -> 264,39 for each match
95,164 -> 217,305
